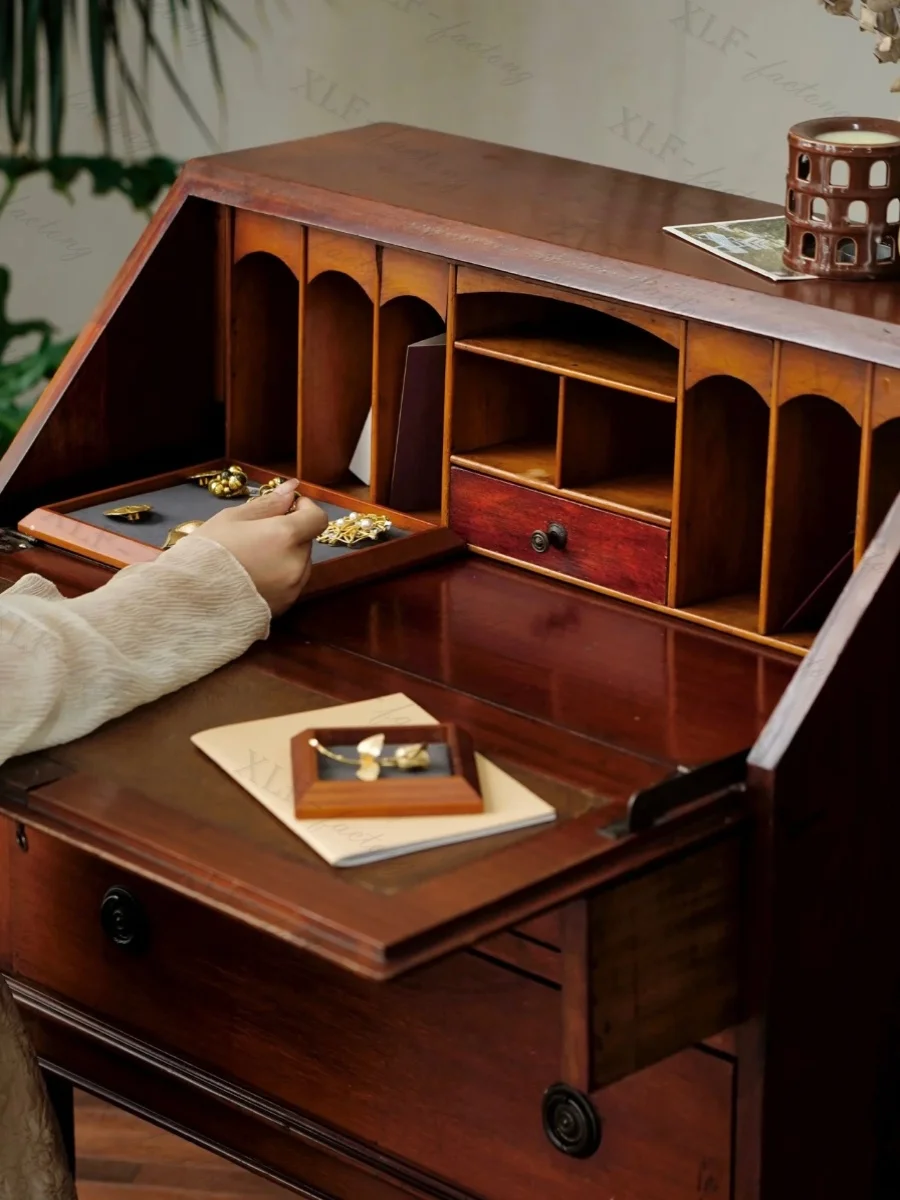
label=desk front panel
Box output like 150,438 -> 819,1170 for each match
5,823 -> 735,1200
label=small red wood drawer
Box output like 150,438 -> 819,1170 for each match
449,468 -> 669,603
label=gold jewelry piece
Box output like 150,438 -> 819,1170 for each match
187,470 -> 220,488
309,732 -> 430,782
208,465 -> 249,499
105,504 -> 153,523
162,519 -> 205,550
255,476 -> 287,497
316,512 -> 392,547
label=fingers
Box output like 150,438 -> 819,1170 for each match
280,497 -> 329,543
235,478 -> 301,521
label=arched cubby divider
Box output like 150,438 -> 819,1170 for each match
300,271 -> 374,489
673,375 -> 770,629
230,251 -> 299,472
762,393 -> 862,639
867,415 -> 900,544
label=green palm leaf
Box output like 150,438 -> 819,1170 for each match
0,0 -> 251,157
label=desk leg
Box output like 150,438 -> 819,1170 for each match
41,1068 -> 76,1179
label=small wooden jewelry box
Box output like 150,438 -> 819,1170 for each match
292,724 -> 483,819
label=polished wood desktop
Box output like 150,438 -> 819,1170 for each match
1,124 -> 899,1200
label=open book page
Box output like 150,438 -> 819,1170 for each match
191,693 -> 556,867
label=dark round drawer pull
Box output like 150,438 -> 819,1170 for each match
100,886 -> 147,951
530,521 -> 568,554
542,1083 -> 602,1158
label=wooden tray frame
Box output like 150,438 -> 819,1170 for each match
17,459 -> 463,596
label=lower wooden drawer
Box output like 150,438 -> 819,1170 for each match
6,825 -> 734,1200
449,468 -> 669,603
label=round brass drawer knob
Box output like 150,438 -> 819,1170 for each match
100,886 -> 147,951
530,522 -> 568,554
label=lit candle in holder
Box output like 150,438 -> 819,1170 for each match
784,117 -> 900,279
816,129 -> 900,146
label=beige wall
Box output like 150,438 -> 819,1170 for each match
0,0 -> 894,336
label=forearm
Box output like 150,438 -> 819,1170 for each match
0,536 -> 270,765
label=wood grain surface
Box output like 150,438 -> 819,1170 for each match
75,1090 -> 290,1198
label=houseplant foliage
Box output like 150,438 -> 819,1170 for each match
0,0 -> 247,453
820,1 -> 900,88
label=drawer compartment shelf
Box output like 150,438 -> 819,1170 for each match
455,331 -> 678,402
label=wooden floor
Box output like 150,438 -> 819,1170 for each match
75,1090 -> 292,1199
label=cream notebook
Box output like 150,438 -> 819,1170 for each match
191,693 -> 556,867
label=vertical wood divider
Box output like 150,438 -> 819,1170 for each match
554,377 -> 567,489
295,226 -> 308,482
854,362 -> 876,567
0,819 -> 11,971
441,266 -> 458,525
561,898 -> 592,1092
215,205 -> 233,414
665,322 -> 689,608
370,246 -> 384,496
757,343 -> 783,634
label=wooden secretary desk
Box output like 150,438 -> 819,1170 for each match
1,123 -> 900,1200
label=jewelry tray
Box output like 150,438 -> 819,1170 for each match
18,461 -> 463,599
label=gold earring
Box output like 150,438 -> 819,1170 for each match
187,470 -> 220,488
162,519 -> 205,549
105,504 -> 153,523
208,466 -> 249,499
316,512 -> 392,547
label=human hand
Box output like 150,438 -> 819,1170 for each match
196,479 -> 328,615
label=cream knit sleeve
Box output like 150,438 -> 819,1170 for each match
0,534 -> 271,766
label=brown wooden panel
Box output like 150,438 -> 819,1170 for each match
684,324 -> 774,399
11,832 -> 735,1200
872,365 -> 900,428
0,194 -> 222,525
0,820 -> 10,971
381,247 -> 448,317
761,390 -> 862,634
307,228 -> 378,302
672,374 -> 770,610
184,124 -> 900,365
230,244 -> 300,467
300,270 -> 374,486
558,377 -> 675,523
742,491 -> 900,1200
561,899 -> 591,1092
17,509 -> 160,568
449,467 -> 670,604
233,209 -> 304,279
457,266 -> 684,348
777,343 -> 867,423
588,835 -> 742,1092
373,294 -> 446,504
456,335 -> 677,403
516,909 -> 562,949
864,366 -> 900,551
474,929 -> 562,984
214,204 -> 232,408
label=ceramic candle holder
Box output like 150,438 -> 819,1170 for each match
783,117 -> 900,280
